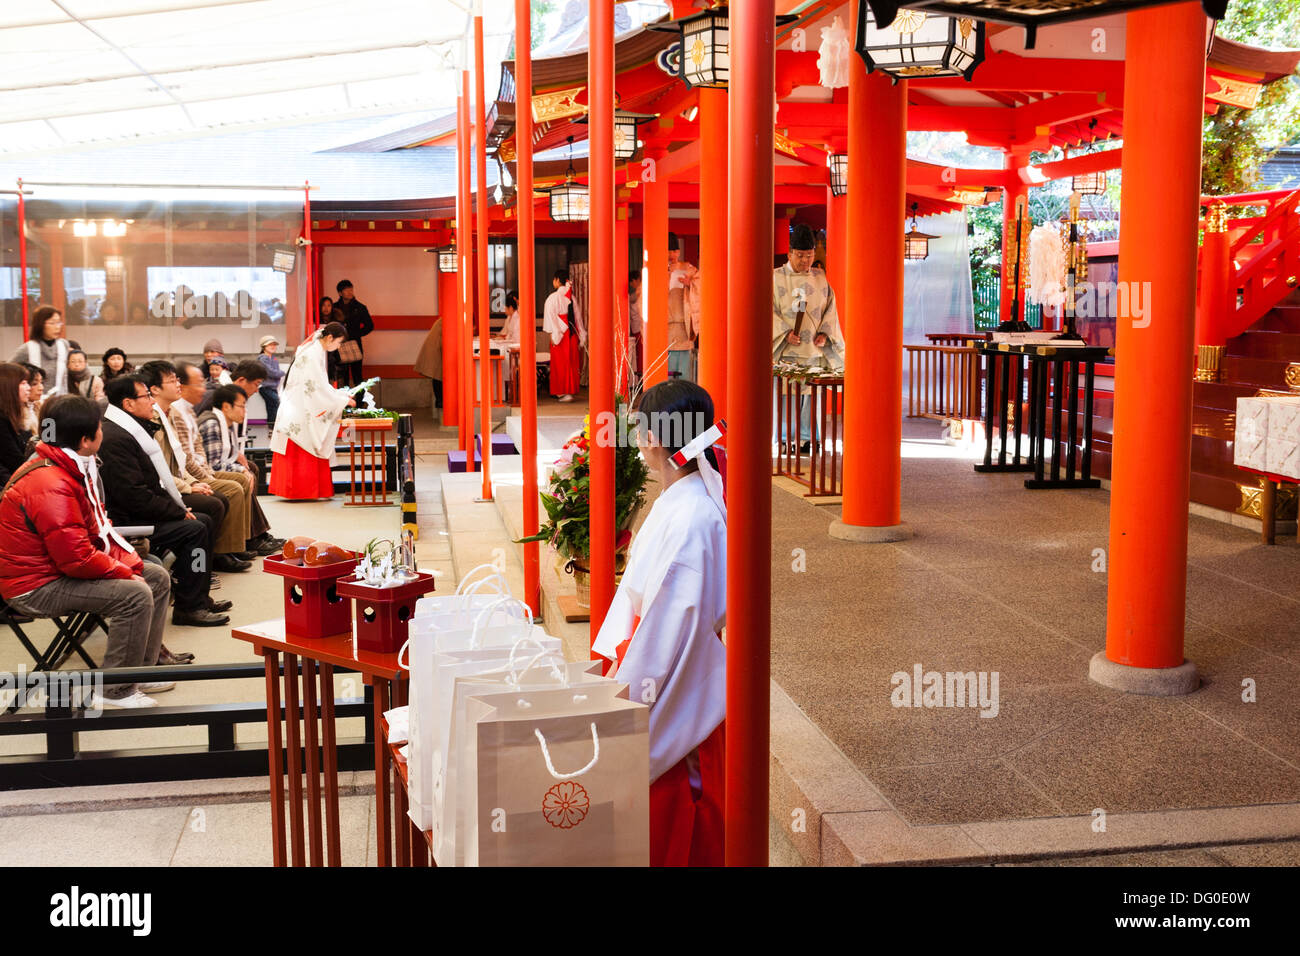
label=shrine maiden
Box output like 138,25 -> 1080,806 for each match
268,321 -> 356,499
666,232 -> 701,382
772,224 -> 845,445
542,269 -> 585,403
593,380 -> 726,867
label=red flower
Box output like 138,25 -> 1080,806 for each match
542,781 -> 590,829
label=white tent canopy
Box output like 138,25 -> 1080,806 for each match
0,0 -> 514,156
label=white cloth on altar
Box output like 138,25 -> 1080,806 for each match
269,334 -> 351,462
592,471 -> 726,782
771,263 -> 844,370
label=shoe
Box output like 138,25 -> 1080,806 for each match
249,537 -> 282,557
206,598 -> 233,613
209,577 -> 222,590
90,691 -> 157,709
251,532 -> 286,551
157,646 -> 195,665
172,608 -> 231,627
234,551 -> 257,561
557,394 -> 574,403
799,440 -> 812,454
138,681 -> 176,693
213,554 -> 253,573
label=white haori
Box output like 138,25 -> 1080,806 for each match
593,471 -> 726,782
269,334 -> 351,462
771,263 -> 845,369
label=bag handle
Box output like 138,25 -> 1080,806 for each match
534,723 -> 600,780
456,564 -> 510,596
505,636 -> 565,686
469,596 -> 533,648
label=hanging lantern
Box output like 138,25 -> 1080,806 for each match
828,153 -> 848,197
436,244 -> 458,273
904,203 -> 938,261
577,106 -> 656,161
1071,171 -> 1107,195
538,137 -> 590,223
652,6 -> 797,89
854,4 -> 985,81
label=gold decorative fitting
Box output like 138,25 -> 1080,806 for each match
1238,478 -> 1298,520
1206,77 -> 1263,110
498,140 -> 517,163
1194,344 -> 1225,383
889,10 -> 927,33
532,86 -> 587,123
774,131 -> 801,158
1205,203 -> 1228,234
896,66 -> 944,76
1285,363 -> 1300,392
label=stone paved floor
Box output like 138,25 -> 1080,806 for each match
771,418 -> 1300,829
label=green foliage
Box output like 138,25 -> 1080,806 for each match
1202,0 -> 1300,194
515,402 -> 650,563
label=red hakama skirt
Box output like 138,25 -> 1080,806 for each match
617,624 -> 725,867
269,440 -> 335,500
549,331 -> 580,396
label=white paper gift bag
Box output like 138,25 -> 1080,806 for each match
403,596 -> 552,831
461,683 -> 649,867
1234,396 -> 1271,471
434,655 -> 607,865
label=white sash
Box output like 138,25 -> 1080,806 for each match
104,404 -> 186,509
59,446 -> 134,554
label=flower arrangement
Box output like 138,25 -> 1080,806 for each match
516,403 -> 650,568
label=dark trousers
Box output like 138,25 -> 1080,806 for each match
182,491 -> 226,552
246,460 -> 270,538
148,517 -> 212,612
259,385 -> 280,427
432,378 -> 443,410
338,360 -> 364,388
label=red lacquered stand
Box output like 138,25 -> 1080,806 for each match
231,620 -> 415,867
262,552 -> 360,639
335,572 -> 438,654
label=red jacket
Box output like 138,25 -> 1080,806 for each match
0,443 -> 142,600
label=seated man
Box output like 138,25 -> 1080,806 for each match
171,361 -> 282,557
138,360 -> 254,572
0,395 -> 173,708
99,375 -> 230,628
198,386 -> 251,477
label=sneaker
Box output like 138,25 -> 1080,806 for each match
172,608 -> 231,627
206,597 -> 233,613
91,691 -> 157,709
138,681 -> 176,693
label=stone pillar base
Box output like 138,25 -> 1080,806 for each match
829,520 -> 911,543
1089,651 -> 1200,696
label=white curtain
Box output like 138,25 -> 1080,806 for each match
902,212 -> 973,344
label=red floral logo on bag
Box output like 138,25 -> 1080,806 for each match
542,781 -> 590,829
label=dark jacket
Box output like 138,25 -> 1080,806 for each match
0,443 -> 142,599
0,418 -> 32,488
98,417 -> 188,526
336,298 -> 374,353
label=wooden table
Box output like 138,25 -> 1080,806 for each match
340,417 -> 393,507
381,715 -> 433,867
1238,466 -> 1300,545
231,619 -> 411,867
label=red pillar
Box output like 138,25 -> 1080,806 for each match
726,0 -> 774,868
458,78 -> 476,469
698,85 -> 728,419
1195,208 -> 1231,349
17,179 -> 28,340
303,182 -> 313,335
615,200 -> 630,395
831,38 -> 909,542
1095,2 -> 1206,695
642,151 -> 670,388
475,17 -> 493,499
439,267 -> 460,428
826,186 -> 847,321
516,0 -> 540,616
587,0 -> 616,643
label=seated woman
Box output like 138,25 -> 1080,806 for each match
18,364 -> 44,435
268,321 -> 356,500
0,362 -> 34,487
67,350 -> 106,410
592,379 -> 727,867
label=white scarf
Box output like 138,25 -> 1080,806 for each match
59,446 -> 134,554
154,405 -> 188,479
104,404 -> 186,508
26,339 -> 69,396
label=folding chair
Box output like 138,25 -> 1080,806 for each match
1,597 -> 104,671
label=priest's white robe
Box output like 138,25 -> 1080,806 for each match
593,470 -> 726,783
269,335 -> 352,462
771,263 -> 845,370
